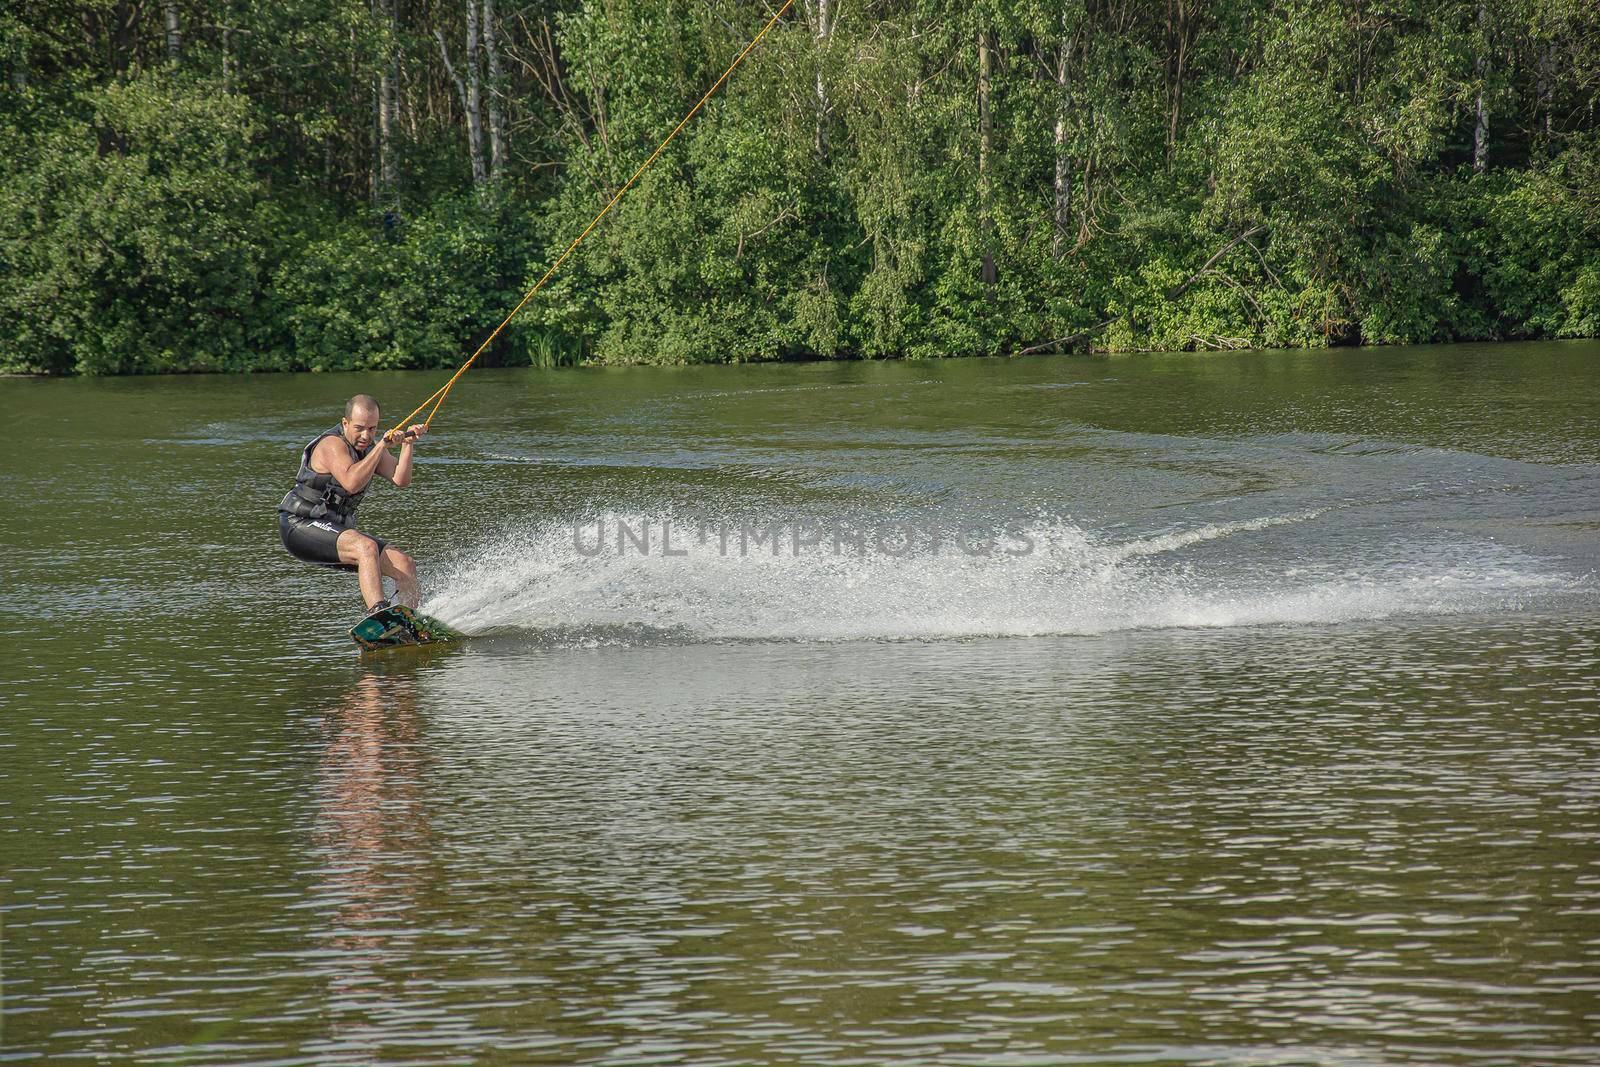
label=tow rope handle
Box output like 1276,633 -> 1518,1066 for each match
385,0 -> 797,441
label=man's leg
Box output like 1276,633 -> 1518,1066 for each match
336,530 -> 385,609
380,547 -> 419,609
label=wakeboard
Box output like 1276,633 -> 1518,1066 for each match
350,604 -> 464,650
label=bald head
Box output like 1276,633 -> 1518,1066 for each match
344,394 -> 379,422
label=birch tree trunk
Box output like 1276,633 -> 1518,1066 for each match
483,0 -> 507,183
1536,41 -> 1553,141
10,41 -> 26,88
1473,0 -> 1489,173
162,1 -> 181,62
1164,0 -> 1190,163
801,0 -> 834,158
465,0 -> 487,189
1052,36 -> 1072,260
978,27 -> 997,292
436,3 -> 488,193
377,0 -> 400,202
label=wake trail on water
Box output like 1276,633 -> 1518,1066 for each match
1103,509 -> 1330,561
421,510 -> 1572,645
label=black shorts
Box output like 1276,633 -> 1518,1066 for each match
279,512 -> 388,571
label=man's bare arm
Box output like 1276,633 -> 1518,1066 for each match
381,424 -> 427,486
313,435 -> 389,494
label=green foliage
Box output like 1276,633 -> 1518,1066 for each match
1469,138 -> 1600,339
1,0 -> 1596,375
269,192 -> 541,372
0,73 -> 266,373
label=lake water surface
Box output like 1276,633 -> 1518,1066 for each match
3,342 -> 1599,1064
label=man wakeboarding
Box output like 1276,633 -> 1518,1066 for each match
278,395 -> 428,613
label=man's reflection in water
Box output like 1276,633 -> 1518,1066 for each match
311,660 -> 437,1049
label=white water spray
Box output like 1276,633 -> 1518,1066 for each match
421,509 -> 1569,645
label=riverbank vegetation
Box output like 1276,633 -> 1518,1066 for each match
2,0 -> 1597,374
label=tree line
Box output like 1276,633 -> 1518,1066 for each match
2,0 -> 1597,374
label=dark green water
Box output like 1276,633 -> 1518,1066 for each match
3,342 -> 1599,1064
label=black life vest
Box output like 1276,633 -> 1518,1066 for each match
279,425 -> 374,525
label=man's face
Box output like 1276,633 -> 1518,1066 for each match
343,407 -> 380,450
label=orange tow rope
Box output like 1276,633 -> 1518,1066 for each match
387,0 -> 796,440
